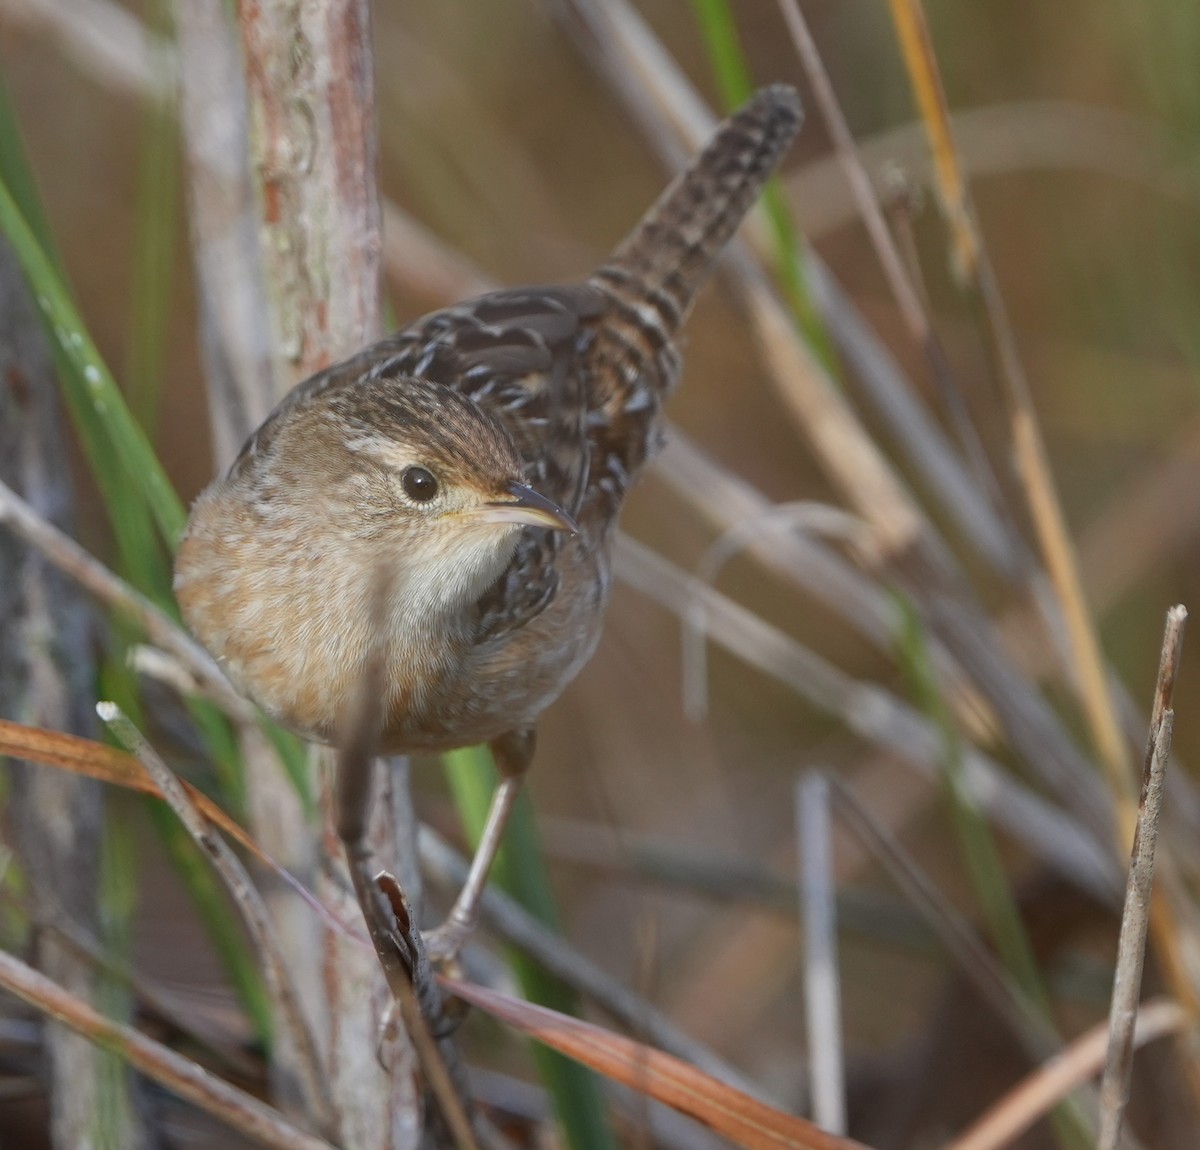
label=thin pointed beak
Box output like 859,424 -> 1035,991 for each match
477,481 -> 577,534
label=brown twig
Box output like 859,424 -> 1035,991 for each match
97,702 -> 335,1133
1098,606 -> 1188,1149
0,947 -> 339,1150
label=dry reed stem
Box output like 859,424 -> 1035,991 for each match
1098,607 -> 1187,1149
0,947 -> 340,1150
237,0 -> 382,388
97,702 -> 335,1135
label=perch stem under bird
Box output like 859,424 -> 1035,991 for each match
174,85 -> 803,960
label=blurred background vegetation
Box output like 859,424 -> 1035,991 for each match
3,1 -> 1200,1147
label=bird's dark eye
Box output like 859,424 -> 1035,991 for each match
401,466 -> 439,502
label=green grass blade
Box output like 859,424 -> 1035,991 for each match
98,795 -> 146,1145
444,745 -> 615,1150
0,175 -> 185,548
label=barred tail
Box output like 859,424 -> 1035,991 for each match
590,84 -> 802,336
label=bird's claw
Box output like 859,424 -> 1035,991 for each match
423,918 -> 471,970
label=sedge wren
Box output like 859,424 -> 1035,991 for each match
175,86 -> 802,955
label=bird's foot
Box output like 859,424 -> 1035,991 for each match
423,916 -> 473,969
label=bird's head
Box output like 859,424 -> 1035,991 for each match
265,376 -> 576,615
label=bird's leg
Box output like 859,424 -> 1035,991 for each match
426,728 -> 535,964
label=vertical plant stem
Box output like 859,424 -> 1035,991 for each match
1098,606 -> 1187,1150
797,773 -> 846,1135
232,4 -> 419,1144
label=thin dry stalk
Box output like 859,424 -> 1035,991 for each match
1098,607 -> 1187,1150
0,947 -> 340,1150
96,702 -> 334,1135
775,0 -> 1005,513
944,997 -> 1186,1150
885,0 -> 1130,797
797,773 -> 846,1134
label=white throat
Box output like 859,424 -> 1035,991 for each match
384,521 -> 521,638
